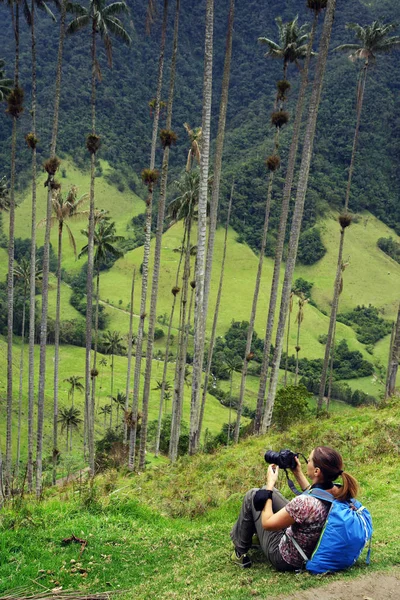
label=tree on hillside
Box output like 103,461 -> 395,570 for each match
385,303 -> 400,399
0,176 -> 10,211
80,216 -> 124,443
14,257 -> 42,477
262,0 -> 337,433
64,375 -> 84,408
234,14 -> 311,443
4,0 -> 26,495
317,21 -> 400,413
294,294 -> 309,385
129,0 -> 168,471
102,330 -> 125,428
255,0 -> 325,435
39,185 -> 88,484
99,403 -> 111,429
190,0 -> 214,459
168,170 -> 200,462
58,406 -> 82,451
195,0 -> 235,453
67,0 -> 131,475
139,0 -> 181,472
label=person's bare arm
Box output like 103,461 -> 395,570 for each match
261,464 -> 296,531
291,456 -> 310,491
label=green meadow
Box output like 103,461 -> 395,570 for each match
0,400 -> 398,598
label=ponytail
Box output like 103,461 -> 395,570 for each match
334,471 -> 359,501
313,446 -> 359,501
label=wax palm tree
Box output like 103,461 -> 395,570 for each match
317,21 -> 400,412
183,123 -> 202,172
67,0 -> 131,474
234,15 -> 312,443
262,0 -> 337,433
103,330 -> 125,427
64,375 -> 84,408
197,183 -> 234,448
14,257 -> 42,476
0,59 -> 12,101
138,0 -> 181,472
255,0 -> 326,434
38,185 -> 87,484
259,15 -> 311,73
168,172 -> 201,462
129,1 -> 169,472
224,355 -> 242,445
124,268 -> 135,443
58,406 -> 82,451
385,303 -> 400,399
294,294 -> 308,385
109,391 -> 126,428
99,404 -> 111,429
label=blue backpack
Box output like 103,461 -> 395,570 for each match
286,488 -> 373,574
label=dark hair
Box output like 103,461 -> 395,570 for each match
313,446 -> 359,501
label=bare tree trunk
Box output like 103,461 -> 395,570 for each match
129,0 -> 168,470
197,185 -> 233,446
139,0 -> 180,471
124,269 -> 135,443
317,66 -> 367,413
52,224 -> 63,485
202,0 -> 234,321
386,304 -> 400,398
5,2 -> 20,497
16,287 -> 27,479
190,0 -> 214,454
261,0 -> 337,433
233,173 -> 273,443
169,219 -> 192,462
254,13 -> 318,434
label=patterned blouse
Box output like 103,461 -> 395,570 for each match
279,495 -> 330,568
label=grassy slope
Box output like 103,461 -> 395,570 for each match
0,401 -> 398,598
0,335 -> 236,470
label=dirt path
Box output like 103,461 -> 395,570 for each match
281,569 -> 400,600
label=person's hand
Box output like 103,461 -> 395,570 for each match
290,456 -> 303,477
266,464 -> 279,489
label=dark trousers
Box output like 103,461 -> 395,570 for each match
230,488 -> 295,571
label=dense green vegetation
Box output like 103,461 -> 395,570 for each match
1,0 -> 400,245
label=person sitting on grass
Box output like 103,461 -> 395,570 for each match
230,446 -> 359,570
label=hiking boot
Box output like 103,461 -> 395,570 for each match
231,548 -> 252,568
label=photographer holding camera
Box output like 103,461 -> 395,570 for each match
230,446 -> 359,570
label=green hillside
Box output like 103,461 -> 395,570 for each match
0,400 -> 398,598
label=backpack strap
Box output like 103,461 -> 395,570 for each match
283,530 -> 309,563
304,488 -> 335,503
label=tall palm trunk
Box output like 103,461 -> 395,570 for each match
193,0 -> 234,452
196,183 -> 233,447
124,269 -> 135,443
261,0 -> 337,433
84,22 -> 97,474
139,0 -> 180,471
233,173 -> 273,443
129,0 -> 168,470
27,0 -> 39,492
317,65 -> 367,412
386,303 -> 400,398
190,0 -> 214,454
202,0 -> 234,323
5,1 -> 20,497
254,13 -> 318,434
52,222 -> 63,485
16,283 -> 28,479
169,218 -> 192,462
154,231 -> 186,457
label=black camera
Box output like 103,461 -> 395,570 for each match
264,449 -> 299,470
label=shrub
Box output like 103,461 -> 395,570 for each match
297,228 -> 326,265
377,236 -> 400,264
272,385 -> 311,431
337,305 -> 392,345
